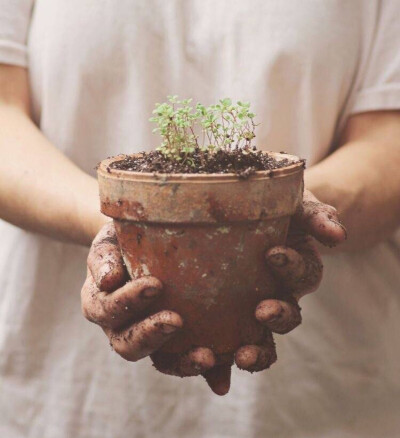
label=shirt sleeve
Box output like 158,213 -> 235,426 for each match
349,0 -> 400,114
0,0 -> 34,67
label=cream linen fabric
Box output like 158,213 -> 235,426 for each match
1,1 -> 400,437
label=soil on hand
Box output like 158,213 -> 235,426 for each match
110,148 -> 305,178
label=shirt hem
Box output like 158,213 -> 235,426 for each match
0,40 -> 28,68
348,85 -> 400,115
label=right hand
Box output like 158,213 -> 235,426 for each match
81,222 -> 217,380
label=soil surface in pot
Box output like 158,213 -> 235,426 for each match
109,147 -> 305,178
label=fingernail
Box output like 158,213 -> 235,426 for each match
267,252 -> 288,267
329,219 -> 348,239
160,323 -> 179,334
141,287 -> 160,299
264,303 -> 283,322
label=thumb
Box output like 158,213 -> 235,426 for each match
293,190 -> 347,247
203,363 -> 232,396
87,221 -> 128,292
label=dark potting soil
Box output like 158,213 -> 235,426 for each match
110,148 -> 305,179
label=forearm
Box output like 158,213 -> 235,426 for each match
0,104 -> 107,246
305,112 -> 400,251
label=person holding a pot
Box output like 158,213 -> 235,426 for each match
0,1 -> 399,437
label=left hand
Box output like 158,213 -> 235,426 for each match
203,189 -> 347,395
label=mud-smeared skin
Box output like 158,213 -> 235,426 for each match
87,222 -> 128,292
294,190 -> 347,248
105,311 -> 183,362
81,272 -> 162,330
235,330 -> 277,372
255,296 -> 302,335
203,362 -> 234,396
151,347 -> 216,377
266,236 -> 323,300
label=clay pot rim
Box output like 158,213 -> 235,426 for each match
98,151 -> 304,183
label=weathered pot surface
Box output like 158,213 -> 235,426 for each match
97,152 -> 304,356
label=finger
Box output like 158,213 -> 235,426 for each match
151,347 -> 216,377
88,221 -> 128,292
266,236 -> 323,298
81,271 -> 162,329
105,310 -> 183,362
266,246 -> 306,290
235,329 -> 277,372
294,190 -> 347,247
255,298 -> 302,334
203,363 -> 232,396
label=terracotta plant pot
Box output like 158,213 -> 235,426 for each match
97,152 -> 304,357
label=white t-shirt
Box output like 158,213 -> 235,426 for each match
1,1 -> 400,437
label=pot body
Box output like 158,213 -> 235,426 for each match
98,153 -> 304,354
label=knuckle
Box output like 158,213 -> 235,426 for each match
82,298 -> 111,327
81,288 -> 97,322
84,307 -> 105,325
81,278 -> 122,328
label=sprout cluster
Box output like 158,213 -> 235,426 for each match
150,96 -> 257,163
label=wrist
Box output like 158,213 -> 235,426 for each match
75,176 -> 110,246
81,212 -> 109,246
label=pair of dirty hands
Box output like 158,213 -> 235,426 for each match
81,190 -> 346,395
